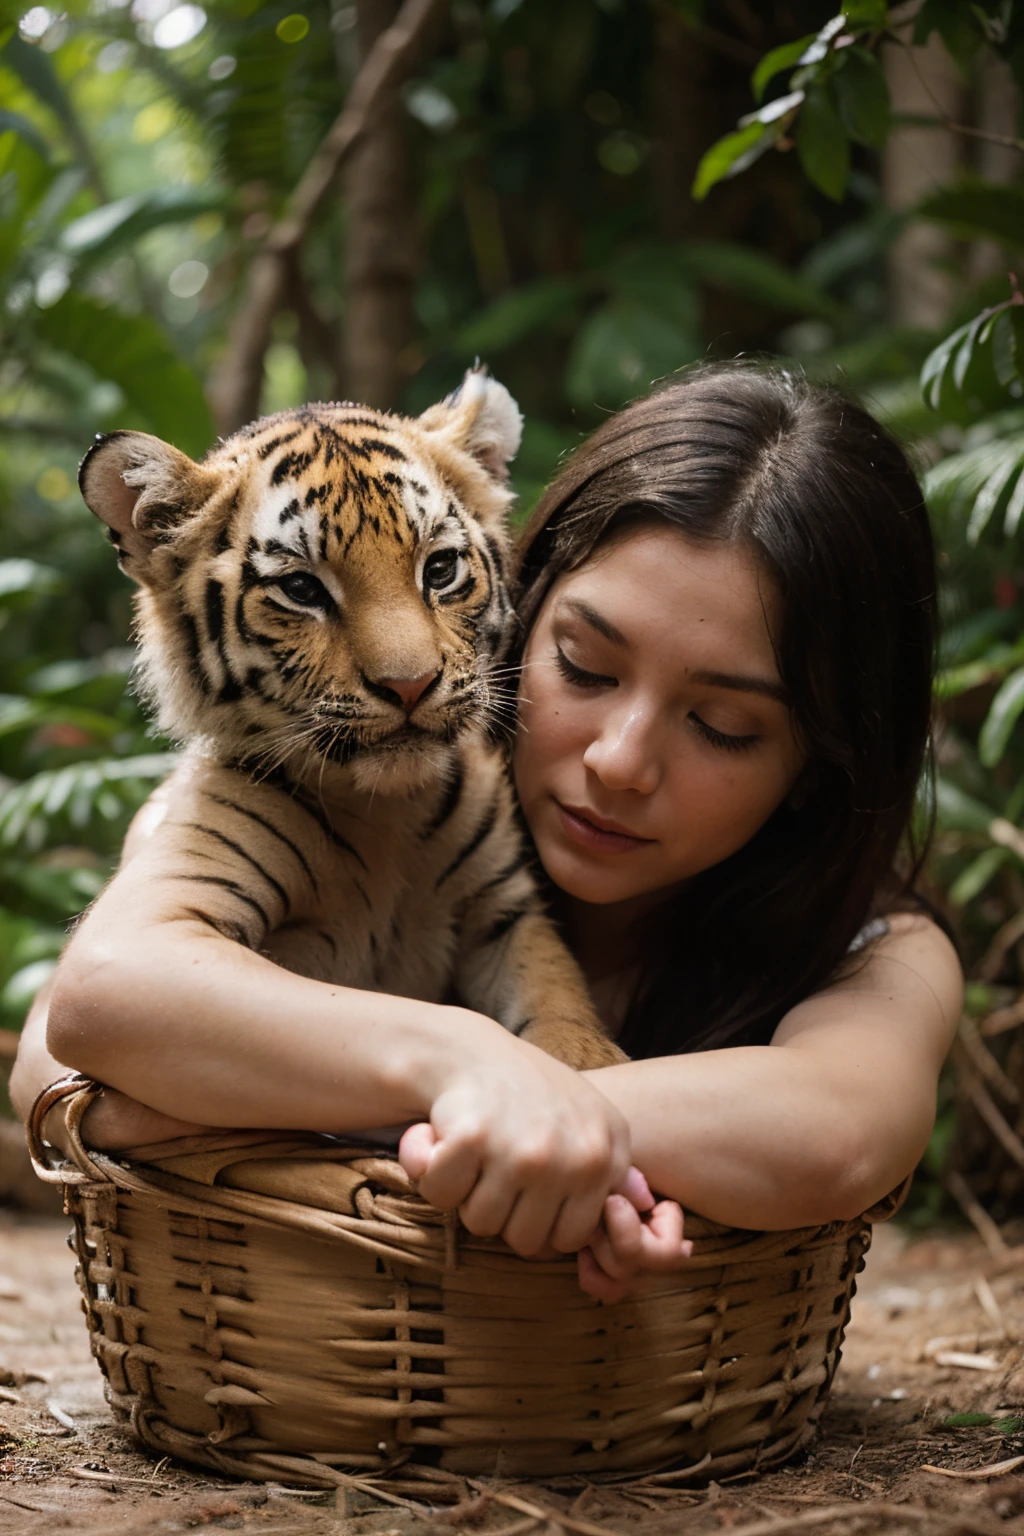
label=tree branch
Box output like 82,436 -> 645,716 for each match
208,0 -> 449,436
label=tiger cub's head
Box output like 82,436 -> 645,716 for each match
79,368 -> 522,793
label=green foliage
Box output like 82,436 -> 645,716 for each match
1,0 -> 1023,1252
695,3 -> 1022,206
919,180 -> 1024,246
722,11 -> 1024,1117
797,82 -> 850,202
945,1413 -> 1024,1432
36,292 -> 213,454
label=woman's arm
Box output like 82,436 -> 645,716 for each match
583,915 -> 962,1229
10,977 -> 211,1154
11,781 -> 214,1151
37,776 -> 631,1259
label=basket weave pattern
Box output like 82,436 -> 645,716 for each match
32,1077 -> 877,1487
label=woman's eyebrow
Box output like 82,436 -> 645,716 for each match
565,598 -> 628,646
691,669 -> 789,704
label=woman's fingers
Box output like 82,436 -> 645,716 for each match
548,1184 -> 610,1255
397,1121 -> 436,1181
586,1194 -> 644,1280
617,1165 -> 655,1212
496,1186 -> 568,1258
577,1246 -> 631,1304
580,1195 -> 695,1302
457,1166 -> 526,1242
412,1129 -> 485,1211
639,1199 -> 694,1269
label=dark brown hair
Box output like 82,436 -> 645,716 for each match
515,362 -> 938,1057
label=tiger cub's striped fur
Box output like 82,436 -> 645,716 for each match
79,369 -> 623,1070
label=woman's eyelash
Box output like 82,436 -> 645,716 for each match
554,646 -> 615,689
554,646 -> 758,750
689,713 -> 759,753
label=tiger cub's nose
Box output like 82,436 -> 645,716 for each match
379,668 -> 442,713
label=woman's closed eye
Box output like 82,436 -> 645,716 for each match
689,713 -> 760,753
554,646 -> 617,689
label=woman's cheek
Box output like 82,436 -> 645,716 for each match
667,755 -> 780,869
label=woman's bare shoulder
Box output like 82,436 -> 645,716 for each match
772,911 -> 963,1062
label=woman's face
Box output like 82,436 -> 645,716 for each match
513,523 -> 807,909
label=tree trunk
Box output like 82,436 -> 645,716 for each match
340,0 -> 419,408
882,31 -> 965,329
650,2 -> 715,242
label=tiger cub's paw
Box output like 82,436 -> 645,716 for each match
521,1019 -> 628,1070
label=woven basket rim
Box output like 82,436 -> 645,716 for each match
28,1073 -> 900,1254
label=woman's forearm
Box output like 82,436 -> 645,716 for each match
48,922 -> 492,1135
584,1047 -> 898,1230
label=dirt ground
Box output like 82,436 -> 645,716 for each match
3,1207 -> 1024,1536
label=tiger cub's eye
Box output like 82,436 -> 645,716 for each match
423,549 -> 462,592
277,571 -> 330,609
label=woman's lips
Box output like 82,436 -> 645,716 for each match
554,800 -> 655,854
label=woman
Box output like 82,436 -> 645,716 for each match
11,363 -> 962,1301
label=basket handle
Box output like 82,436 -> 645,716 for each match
27,1074 -> 110,1186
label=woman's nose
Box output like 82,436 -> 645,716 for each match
582,707 -> 661,795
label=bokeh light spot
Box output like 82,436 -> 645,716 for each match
168,260 -> 209,298
597,132 -> 647,177
152,4 -> 206,48
133,100 -> 177,143
36,467 -> 72,502
276,13 -> 309,43
19,7 -> 53,40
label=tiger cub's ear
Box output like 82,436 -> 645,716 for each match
417,366 -> 523,482
79,430 -> 218,578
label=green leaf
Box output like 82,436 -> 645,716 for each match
980,665 -> 1024,766
921,316 -> 974,409
692,121 -> 772,201
0,695 -> 123,744
1004,459 -> 1024,536
832,47 -> 891,147
0,108 -> 51,161
662,0 -> 705,20
937,635 -> 1024,698
1011,306 -> 1024,382
35,293 -> 214,458
603,245 -> 700,335
797,83 -> 850,202
949,846 -> 1009,906
457,278 -> 581,355
566,299 -> 701,411
919,180 -> 1024,247
0,559 -> 62,607
679,242 -> 844,322
752,35 -> 815,102
60,189 -> 227,265
966,445 -> 1024,543
935,776 -> 997,835
0,753 -> 176,854
793,15 -> 847,71
842,0 -> 887,24
944,1413 -> 995,1428
2,33 -> 73,131
913,0 -> 984,62
0,958 -> 58,1021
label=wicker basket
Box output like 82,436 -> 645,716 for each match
29,1075 -> 897,1492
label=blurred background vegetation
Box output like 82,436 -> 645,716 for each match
2,0 -> 1024,1220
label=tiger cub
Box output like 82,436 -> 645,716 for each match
78,368 -> 623,1070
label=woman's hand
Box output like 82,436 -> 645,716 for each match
577,1180 -> 693,1304
398,1045 -> 632,1259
